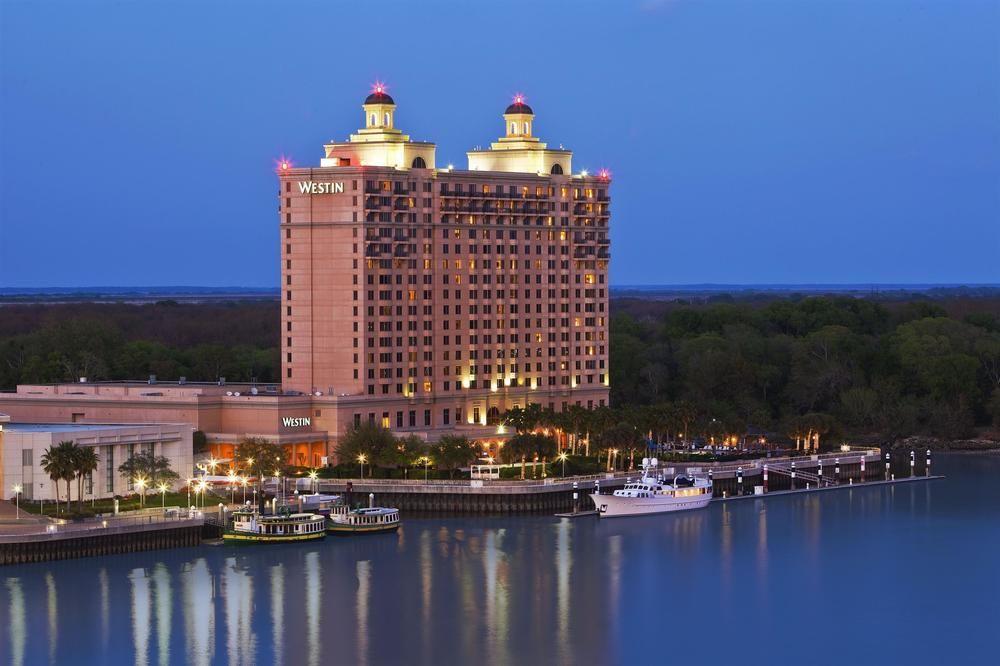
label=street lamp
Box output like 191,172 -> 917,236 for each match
357,454 -> 367,479
135,477 -> 147,508
158,482 -> 168,509
308,470 -> 318,495
558,452 -> 568,477
196,479 -> 208,508
187,479 -> 193,508
207,458 -> 219,475
12,484 -> 22,520
241,476 -> 249,503
421,456 -> 431,482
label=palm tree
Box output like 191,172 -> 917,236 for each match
41,441 -> 76,513
73,447 -> 100,512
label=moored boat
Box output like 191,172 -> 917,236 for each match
326,507 -> 400,535
590,458 -> 713,518
223,509 -> 327,544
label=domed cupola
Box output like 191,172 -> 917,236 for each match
467,93 -> 572,175
503,94 -> 534,138
362,82 -> 396,129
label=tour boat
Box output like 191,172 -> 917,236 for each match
590,458 -> 713,518
326,507 -> 400,535
223,509 -> 327,544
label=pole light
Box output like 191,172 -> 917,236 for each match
357,454 -> 367,479
135,477 -> 147,508
309,470 -> 318,495
158,482 -> 168,509
558,452 -> 568,477
12,484 -> 22,520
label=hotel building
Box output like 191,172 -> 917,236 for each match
0,87 -> 610,464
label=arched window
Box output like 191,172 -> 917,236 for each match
370,113 -> 376,126
486,406 -> 501,426
384,112 -> 391,127
524,122 -> 530,135
550,163 -> 564,175
411,156 -> 426,169
510,122 -> 517,135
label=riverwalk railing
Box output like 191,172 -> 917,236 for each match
0,510 -> 205,543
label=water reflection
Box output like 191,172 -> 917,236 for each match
152,564 -> 172,666
223,556 -> 254,665
182,559 -> 214,666
304,551 -> 321,666
129,568 -> 150,666
355,560 -> 371,666
0,457 -> 989,665
270,563 -> 285,665
5,578 -> 25,666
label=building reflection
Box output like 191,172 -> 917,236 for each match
304,551 -> 321,666
152,564 -> 172,666
555,520 -> 571,664
223,556 -> 255,665
128,568 -> 150,666
270,563 -> 285,665
5,577 -> 25,666
98,567 -> 110,651
356,560 -> 371,666
182,558 -> 214,666
482,528 -> 510,664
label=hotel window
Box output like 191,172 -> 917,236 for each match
105,446 -> 114,492
423,409 -> 431,426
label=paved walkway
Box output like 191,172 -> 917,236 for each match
0,499 -> 52,534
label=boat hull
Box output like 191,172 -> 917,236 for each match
222,531 -> 326,544
589,492 -> 712,518
326,522 -> 399,536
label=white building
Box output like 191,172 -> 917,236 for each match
0,414 -> 193,502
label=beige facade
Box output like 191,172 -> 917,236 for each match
0,87 -> 611,465
280,89 -> 610,441
0,417 -> 193,502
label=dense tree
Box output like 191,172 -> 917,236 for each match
233,436 -> 287,510
435,435 -> 477,478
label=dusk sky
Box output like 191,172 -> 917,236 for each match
1,0 -> 997,288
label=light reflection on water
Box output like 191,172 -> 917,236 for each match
1,454 -> 999,665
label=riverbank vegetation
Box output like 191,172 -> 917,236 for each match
1,295 -> 997,447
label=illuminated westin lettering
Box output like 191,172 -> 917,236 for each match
298,181 -> 344,194
281,417 -> 311,428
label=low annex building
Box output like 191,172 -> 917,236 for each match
0,413 -> 193,502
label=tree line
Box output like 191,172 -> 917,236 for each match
610,296 -> 1000,441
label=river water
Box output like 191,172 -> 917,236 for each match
1,453 -> 997,665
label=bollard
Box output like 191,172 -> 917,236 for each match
835,458 -> 840,485
572,481 -> 579,514
926,449 -> 931,477
885,452 -> 891,481
763,465 -> 768,493
818,461 -> 824,487
737,467 -> 743,496
910,450 -> 915,477
790,461 -> 796,491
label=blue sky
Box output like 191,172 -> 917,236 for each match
1,0 -> 997,287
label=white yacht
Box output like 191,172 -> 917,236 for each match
590,458 -> 713,518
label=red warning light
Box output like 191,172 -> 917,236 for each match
512,93 -> 526,105
275,156 -> 293,174
371,80 -> 388,95
598,168 -> 611,181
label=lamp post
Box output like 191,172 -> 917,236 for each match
196,480 -> 208,508
558,452 -> 568,477
309,470 -> 318,495
135,477 -> 147,508
158,482 -> 168,509
357,454 -> 367,479
187,479 -> 192,508
241,477 -> 249,503
12,484 -> 22,520
422,456 -> 430,482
